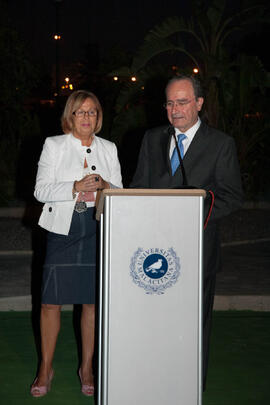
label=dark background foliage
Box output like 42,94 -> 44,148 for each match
0,0 -> 269,205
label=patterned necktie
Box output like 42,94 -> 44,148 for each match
171,133 -> 187,175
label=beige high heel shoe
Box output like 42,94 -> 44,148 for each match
30,369 -> 54,397
78,368 -> 94,396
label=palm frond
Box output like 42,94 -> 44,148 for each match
108,66 -> 133,77
132,22 -> 206,72
114,82 -> 143,113
111,106 -> 147,145
144,16 -> 186,41
216,5 -> 266,51
132,37 -> 179,72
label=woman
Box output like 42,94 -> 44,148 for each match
31,90 -> 122,397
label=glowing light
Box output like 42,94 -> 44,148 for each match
193,68 -> 199,74
113,76 -> 119,81
54,34 -> 61,40
65,77 -> 70,83
69,84 -> 73,90
131,76 -> 137,82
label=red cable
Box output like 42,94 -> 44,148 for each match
204,190 -> 215,230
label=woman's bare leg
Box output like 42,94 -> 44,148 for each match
80,303 -> 95,385
33,304 -> 61,386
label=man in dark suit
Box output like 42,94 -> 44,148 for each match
130,75 -> 243,389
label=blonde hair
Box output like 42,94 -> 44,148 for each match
61,90 -> 103,134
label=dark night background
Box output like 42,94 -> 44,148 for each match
6,0 -> 268,76
6,0 -> 192,72
0,0 -> 269,204
0,4 -> 269,403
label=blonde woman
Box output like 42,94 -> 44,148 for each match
31,90 -> 122,397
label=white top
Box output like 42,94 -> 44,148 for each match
34,133 -> 123,235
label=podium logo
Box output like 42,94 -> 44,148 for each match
130,247 -> 180,294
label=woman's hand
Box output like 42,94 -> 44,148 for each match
74,174 -> 109,193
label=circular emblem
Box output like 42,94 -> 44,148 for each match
143,254 -> 168,279
130,248 -> 180,295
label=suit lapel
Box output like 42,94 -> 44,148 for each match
182,122 -> 207,169
156,123 -> 208,184
169,122 -> 208,186
160,126 -> 172,173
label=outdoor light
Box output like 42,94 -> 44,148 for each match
54,34 -> 61,40
61,77 -> 73,91
113,76 -> 119,81
193,68 -> 199,74
131,76 -> 137,82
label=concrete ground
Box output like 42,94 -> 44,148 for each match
0,205 -> 269,311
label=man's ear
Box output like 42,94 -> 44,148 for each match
197,97 -> 204,111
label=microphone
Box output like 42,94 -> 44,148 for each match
168,125 -> 188,186
168,126 -> 213,224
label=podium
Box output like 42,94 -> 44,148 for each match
97,189 -> 206,405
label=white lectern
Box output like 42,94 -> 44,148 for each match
97,189 -> 206,405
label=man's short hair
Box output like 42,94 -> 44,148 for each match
165,75 -> 204,99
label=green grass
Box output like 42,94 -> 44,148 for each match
0,311 -> 93,405
0,311 -> 269,404
204,312 -> 270,405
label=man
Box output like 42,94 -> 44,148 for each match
130,75 -> 243,389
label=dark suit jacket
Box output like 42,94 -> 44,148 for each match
130,121 -> 244,278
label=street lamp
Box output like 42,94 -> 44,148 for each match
53,0 -> 63,98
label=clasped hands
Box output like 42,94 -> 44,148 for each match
74,174 -> 107,193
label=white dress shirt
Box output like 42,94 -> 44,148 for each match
169,118 -> 201,158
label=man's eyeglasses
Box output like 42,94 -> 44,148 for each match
73,110 -> 97,118
163,98 -> 196,109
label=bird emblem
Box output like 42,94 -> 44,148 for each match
145,258 -> 164,273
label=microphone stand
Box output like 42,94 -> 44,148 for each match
168,126 -> 188,187
168,126 -> 214,224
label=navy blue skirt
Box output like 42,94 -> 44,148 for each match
42,208 -> 97,305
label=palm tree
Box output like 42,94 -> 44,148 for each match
221,53 -> 269,197
111,0 -> 268,127
110,0 -> 269,195
131,0 -> 268,126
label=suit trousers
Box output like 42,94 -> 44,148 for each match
203,274 -> 216,391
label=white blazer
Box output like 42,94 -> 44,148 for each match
34,133 -> 123,235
